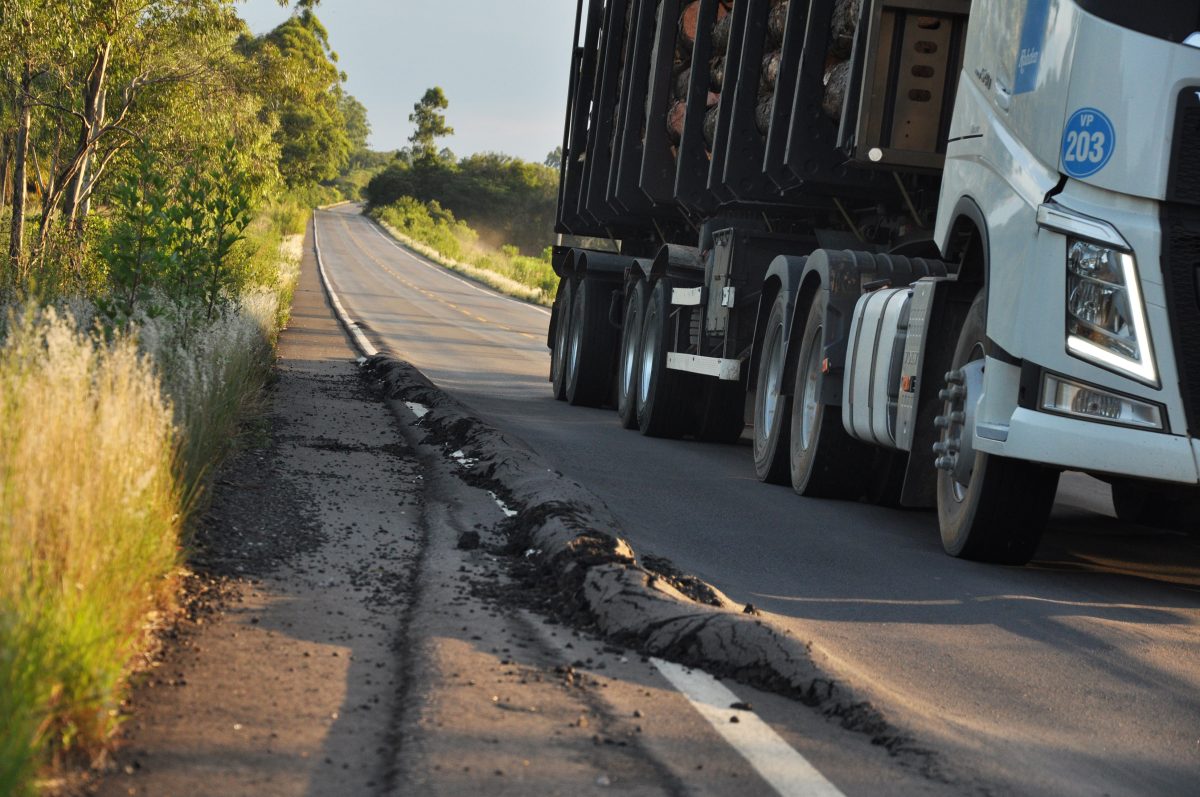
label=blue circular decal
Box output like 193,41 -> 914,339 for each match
1061,108 -> 1115,179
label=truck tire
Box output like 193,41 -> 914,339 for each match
788,291 -> 866,498
616,279 -> 649,429
566,277 -> 619,407
637,278 -> 689,438
936,292 -> 1059,564
696,379 -> 745,444
753,294 -> 792,483
550,277 -> 575,401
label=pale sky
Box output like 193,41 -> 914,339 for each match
236,0 -> 577,164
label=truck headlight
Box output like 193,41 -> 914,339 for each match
1065,239 -> 1157,385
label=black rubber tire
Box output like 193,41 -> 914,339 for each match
637,279 -> 690,438
788,291 -> 867,499
566,277 -> 620,407
616,279 -> 649,429
696,379 -> 746,444
550,277 -> 575,401
937,292 -> 1060,564
753,293 -> 793,483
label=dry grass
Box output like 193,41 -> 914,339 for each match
0,310 -> 181,796
0,227 -> 305,795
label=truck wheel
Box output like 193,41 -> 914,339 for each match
753,294 -> 792,483
637,278 -> 689,438
788,291 -> 866,498
696,380 -> 745,443
936,292 -> 1059,564
616,279 -> 649,429
566,277 -> 619,407
550,277 -> 575,401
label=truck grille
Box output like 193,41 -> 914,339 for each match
1167,87 -> 1200,206
1161,203 -> 1200,436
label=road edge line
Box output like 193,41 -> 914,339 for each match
312,210 -> 379,358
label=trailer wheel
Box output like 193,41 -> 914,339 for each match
753,294 -> 792,483
789,291 -> 866,498
566,277 -> 619,407
936,292 -> 1059,564
617,279 -> 649,429
550,277 -> 575,400
637,278 -> 689,438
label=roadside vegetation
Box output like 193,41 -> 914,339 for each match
363,88 -> 560,304
370,197 -> 558,305
0,1 -> 364,793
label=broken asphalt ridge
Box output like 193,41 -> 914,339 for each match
358,354 -> 944,781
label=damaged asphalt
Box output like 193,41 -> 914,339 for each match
87,220 -> 987,797
359,355 -> 946,782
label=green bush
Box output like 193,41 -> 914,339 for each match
369,197 -> 557,302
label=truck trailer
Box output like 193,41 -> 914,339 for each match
546,0 -> 1200,564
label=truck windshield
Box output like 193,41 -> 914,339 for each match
1075,1 -> 1200,44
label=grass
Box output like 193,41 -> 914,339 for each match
0,310 -> 181,795
369,197 -> 557,306
0,207 -> 306,795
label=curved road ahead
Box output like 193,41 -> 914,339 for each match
316,205 -> 1200,796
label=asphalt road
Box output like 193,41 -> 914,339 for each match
316,205 -> 1200,796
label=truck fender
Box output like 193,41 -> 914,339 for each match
793,250 -> 949,406
748,255 -> 809,387
938,195 -> 990,287
629,257 -> 654,282
650,243 -> 704,284
549,248 -> 626,349
574,249 -> 629,279
548,248 -> 584,349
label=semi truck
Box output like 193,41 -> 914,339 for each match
546,0 -> 1200,564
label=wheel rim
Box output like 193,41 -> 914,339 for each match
799,324 -> 823,451
567,292 -> 584,383
947,343 -> 986,503
755,324 -> 784,450
639,304 -> 659,407
553,287 -> 571,381
620,300 -> 640,400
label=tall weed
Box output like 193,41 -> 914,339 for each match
0,216 -> 305,793
0,310 -> 180,795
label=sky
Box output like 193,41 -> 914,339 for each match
236,0 -> 578,164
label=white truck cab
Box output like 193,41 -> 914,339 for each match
928,0 -> 1200,554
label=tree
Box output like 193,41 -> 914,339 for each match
408,87 -> 453,161
545,146 -> 563,170
242,9 -> 349,187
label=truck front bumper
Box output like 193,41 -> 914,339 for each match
976,407 -> 1200,485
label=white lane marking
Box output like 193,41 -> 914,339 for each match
313,218 -> 378,357
359,212 -> 553,317
652,659 -> 846,797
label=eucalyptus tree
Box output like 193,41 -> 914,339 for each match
0,0 -> 78,280
241,9 -> 349,188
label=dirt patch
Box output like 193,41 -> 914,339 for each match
360,353 -> 948,783
191,414 -> 325,578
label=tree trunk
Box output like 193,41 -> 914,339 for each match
64,42 -> 111,234
9,64 -> 32,281
35,128 -> 63,256
0,133 -> 11,220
